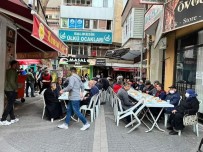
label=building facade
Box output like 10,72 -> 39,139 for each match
58,0 -> 123,78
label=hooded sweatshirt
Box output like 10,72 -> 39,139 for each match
63,73 -> 84,100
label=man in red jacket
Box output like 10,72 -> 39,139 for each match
39,69 -> 52,94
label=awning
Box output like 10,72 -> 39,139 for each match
105,48 -> 142,61
0,0 -> 68,56
17,59 -> 41,65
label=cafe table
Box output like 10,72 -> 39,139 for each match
128,89 -> 174,132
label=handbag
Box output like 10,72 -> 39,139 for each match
183,114 -> 198,126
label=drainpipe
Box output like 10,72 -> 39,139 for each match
140,4 -> 146,80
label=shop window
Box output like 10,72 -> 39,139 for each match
98,20 -> 107,30
84,19 -> 90,29
93,20 -> 98,29
107,20 -> 111,30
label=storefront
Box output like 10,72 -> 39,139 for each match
162,0 -> 203,118
58,56 -> 91,78
0,0 -> 68,115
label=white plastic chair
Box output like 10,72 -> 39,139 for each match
164,96 -> 182,127
41,89 -> 54,122
178,100 -> 202,137
95,91 -> 102,118
114,95 -> 145,127
80,93 -> 99,122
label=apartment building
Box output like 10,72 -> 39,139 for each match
59,0 -> 123,77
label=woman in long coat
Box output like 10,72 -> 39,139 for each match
168,89 -> 199,135
44,83 -> 62,120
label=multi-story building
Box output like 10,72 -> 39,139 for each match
58,0 -> 123,78
120,0 -> 146,79
46,0 -> 61,35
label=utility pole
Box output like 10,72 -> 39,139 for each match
140,4 -> 146,80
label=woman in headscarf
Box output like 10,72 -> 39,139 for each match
167,89 -> 199,135
44,83 -> 62,120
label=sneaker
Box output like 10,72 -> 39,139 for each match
10,118 -> 19,124
80,123 -> 90,131
0,120 -> 11,126
57,123 -> 68,129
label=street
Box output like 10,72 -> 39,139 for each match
0,95 -> 202,152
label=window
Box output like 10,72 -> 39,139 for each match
72,45 -> 78,55
84,46 -> 88,55
107,20 -> 111,30
98,20 -> 107,30
103,0 -> 108,7
84,19 -> 90,28
93,20 -> 98,29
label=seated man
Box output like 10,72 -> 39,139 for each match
44,83 -> 62,120
165,85 -> 181,114
117,83 -> 136,122
113,76 -> 123,93
143,80 -> 154,94
117,83 -> 136,110
155,83 -> 166,100
81,80 -> 99,106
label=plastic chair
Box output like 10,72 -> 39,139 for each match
178,100 -> 202,137
80,93 -> 99,122
114,95 -> 145,127
95,91 -> 102,118
164,96 -> 182,127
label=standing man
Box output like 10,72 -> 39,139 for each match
58,67 -> 90,130
26,69 -> 35,97
39,69 -> 52,94
0,60 -> 19,125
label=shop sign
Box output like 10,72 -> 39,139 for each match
7,27 -> 15,43
96,59 -> 106,66
59,30 -> 112,44
69,18 -> 83,29
87,59 -> 96,65
32,14 -> 68,55
59,57 -> 89,65
144,5 -> 163,31
163,0 -> 203,33
140,0 -> 164,4
16,51 -> 58,59
113,67 -> 136,72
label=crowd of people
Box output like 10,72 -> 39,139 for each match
0,60 -> 200,136
112,75 -> 199,135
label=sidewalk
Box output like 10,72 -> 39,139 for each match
0,94 -> 202,152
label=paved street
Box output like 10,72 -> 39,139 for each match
0,94 -> 202,152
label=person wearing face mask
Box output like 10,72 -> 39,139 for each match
167,89 -> 199,135
164,85 -> 181,114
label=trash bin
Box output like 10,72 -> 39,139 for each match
17,75 -> 27,103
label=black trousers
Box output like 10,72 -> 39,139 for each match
1,91 -> 17,121
168,112 -> 184,130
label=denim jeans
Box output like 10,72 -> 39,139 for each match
26,82 -> 35,97
65,100 -> 87,125
2,91 -> 17,121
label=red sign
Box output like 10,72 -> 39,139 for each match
113,67 -> 136,72
32,14 -> 68,55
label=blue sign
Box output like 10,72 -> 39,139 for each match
68,18 -> 75,28
59,30 -> 112,44
68,18 -> 83,29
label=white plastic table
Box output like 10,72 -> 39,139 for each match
128,89 -> 174,132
